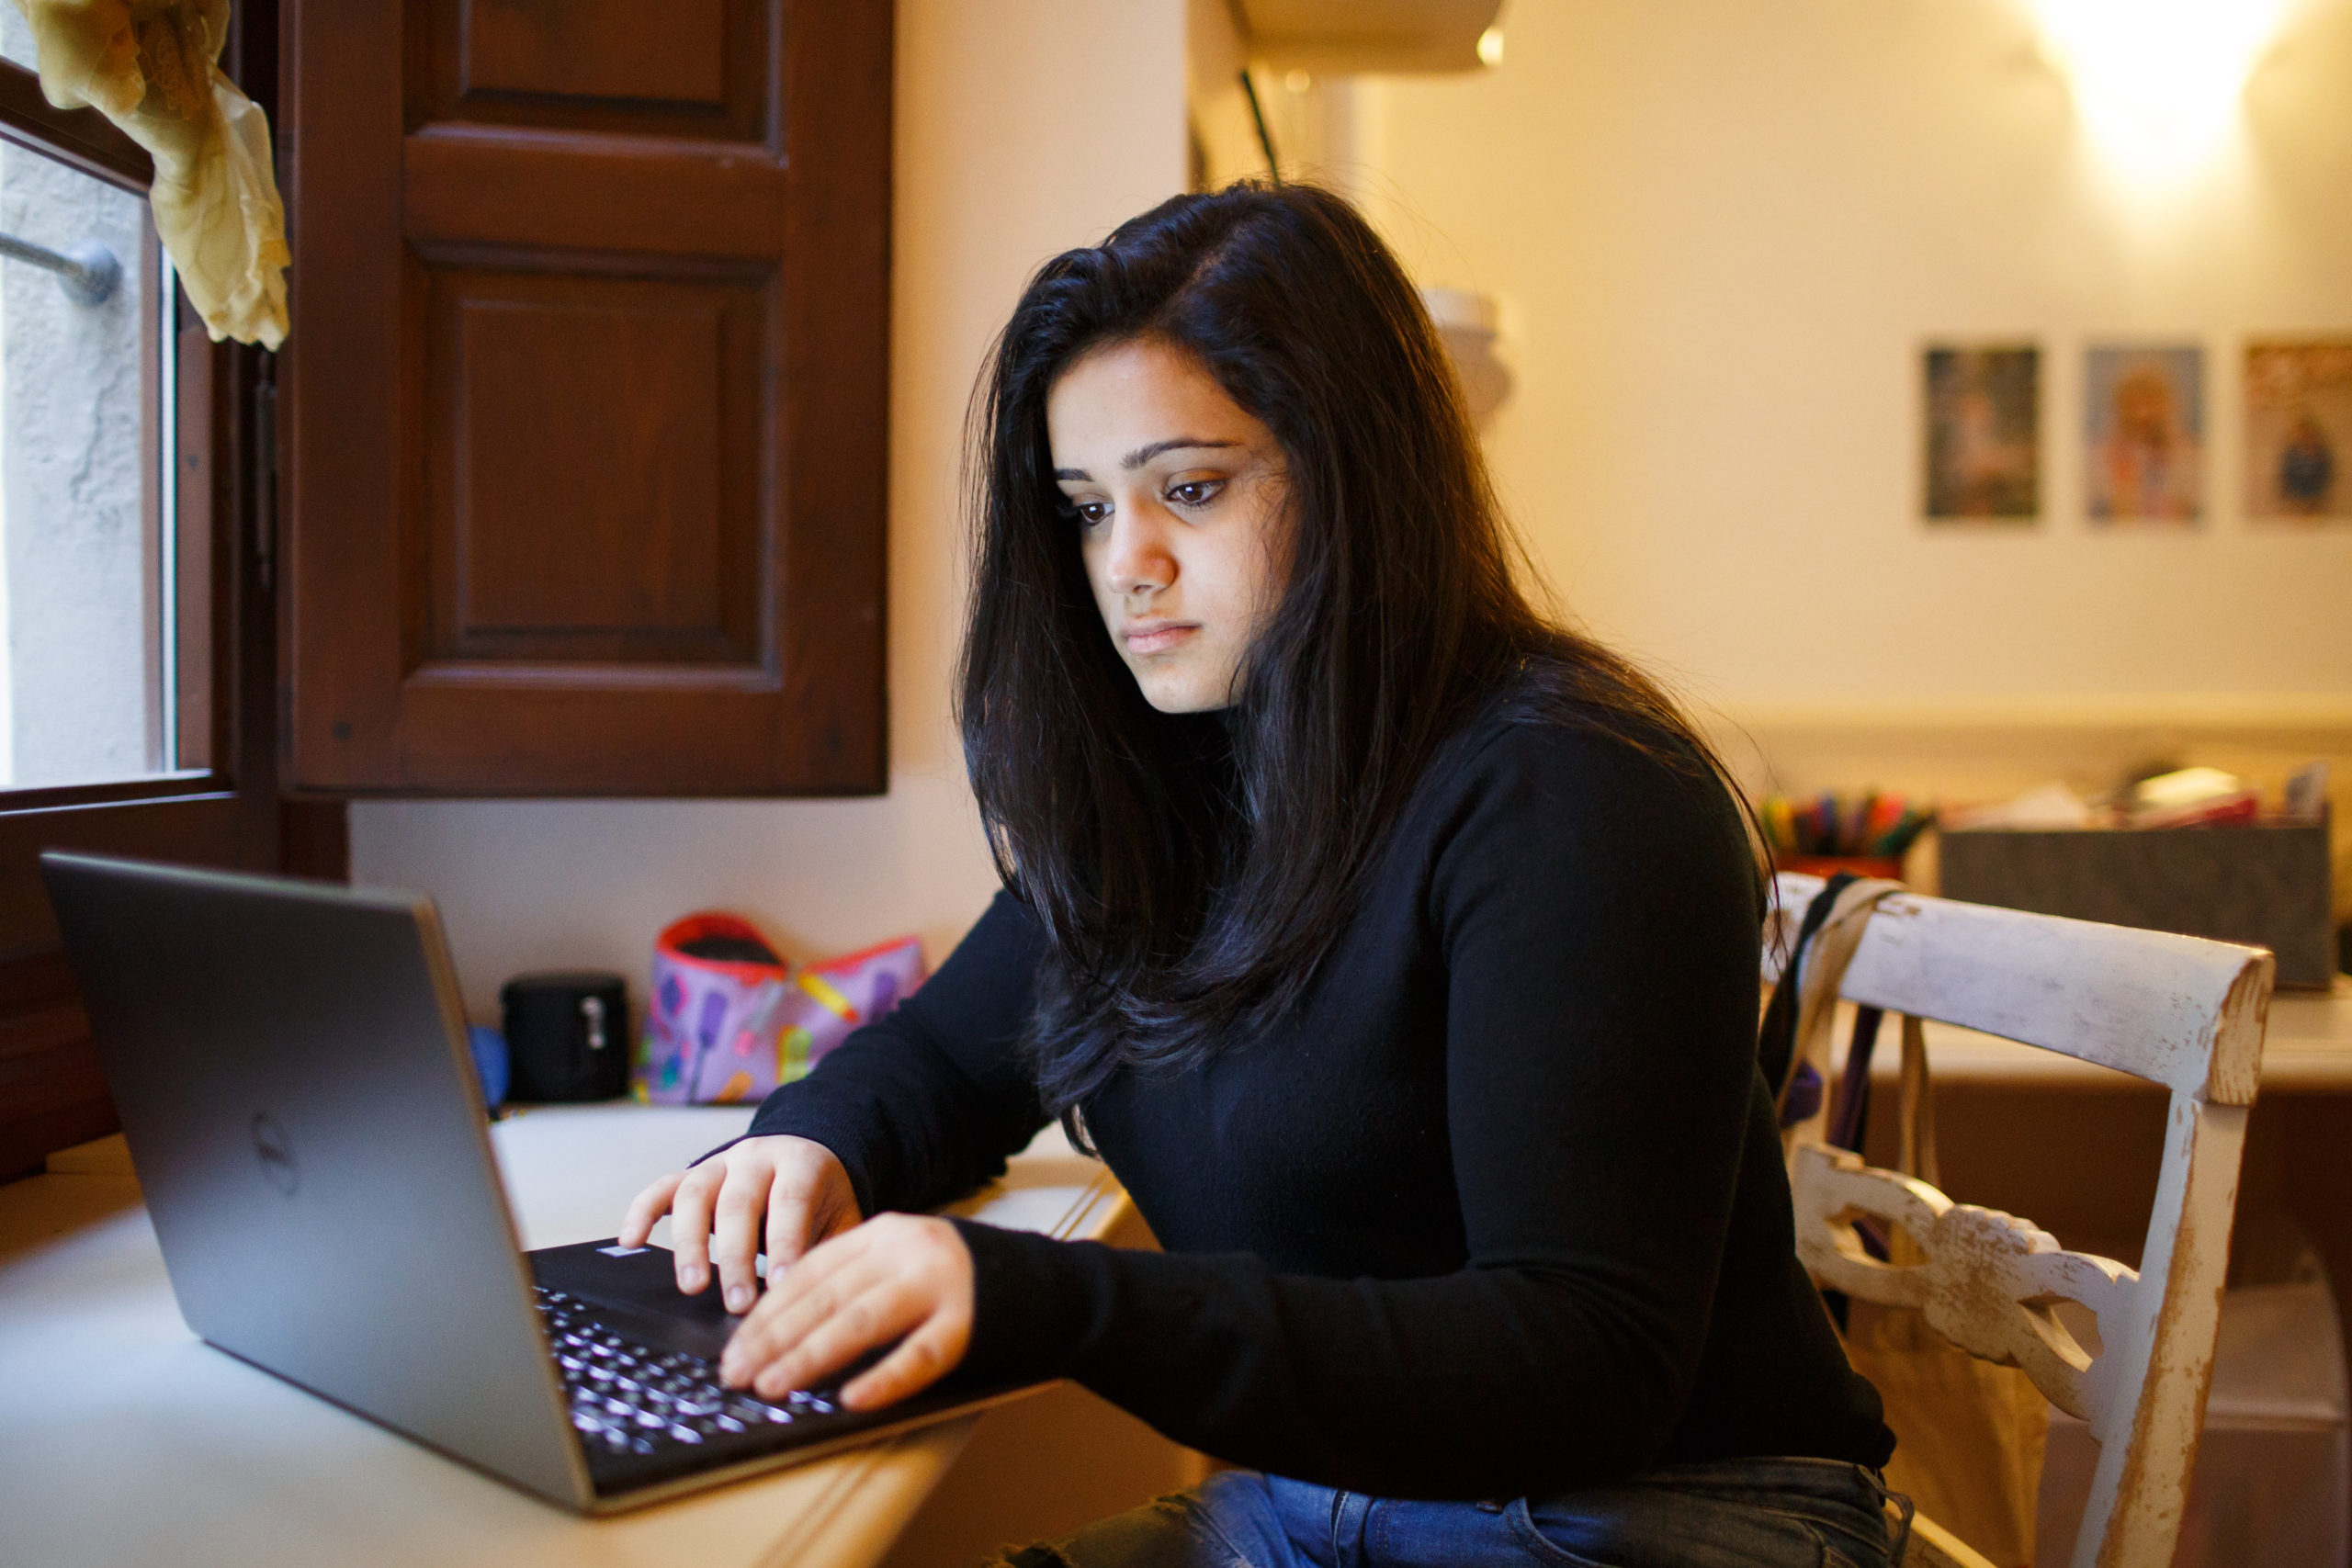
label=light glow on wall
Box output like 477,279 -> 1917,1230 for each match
2029,0 -> 2298,180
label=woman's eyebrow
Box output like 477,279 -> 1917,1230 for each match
1123,437 -> 1238,470
1053,438 -> 1241,483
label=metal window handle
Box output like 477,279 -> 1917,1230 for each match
0,231 -> 119,306
580,995 -> 607,1051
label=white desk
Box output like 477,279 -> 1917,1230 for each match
0,1107 -> 1125,1568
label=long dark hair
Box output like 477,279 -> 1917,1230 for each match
961,182 -> 1741,1118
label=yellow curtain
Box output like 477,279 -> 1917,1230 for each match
12,0 -> 288,347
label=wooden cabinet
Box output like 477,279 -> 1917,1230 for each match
281,0 -> 891,796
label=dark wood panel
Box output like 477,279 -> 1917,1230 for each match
0,60 -> 152,191
0,792 -> 345,1180
465,0 -> 726,107
284,0 -> 412,789
402,130 -> 787,259
0,958 -> 112,1180
0,1098 -> 118,1184
0,997 -> 101,1118
456,293 -> 726,645
0,795 -> 266,957
287,0 -> 889,795
772,0 -> 891,789
279,800 -> 350,880
424,270 -> 762,664
396,683 -> 815,795
408,0 -> 768,141
175,305 -> 217,770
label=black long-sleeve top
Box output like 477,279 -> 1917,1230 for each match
738,703 -> 1893,1500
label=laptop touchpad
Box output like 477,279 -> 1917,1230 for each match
528,1238 -> 740,1362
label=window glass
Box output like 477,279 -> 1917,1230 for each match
0,81 -> 196,789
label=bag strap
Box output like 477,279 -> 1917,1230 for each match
1896,1010 -> 1939,1187
1757,871 -> 1855,1100
1770,874 -> 1909,1162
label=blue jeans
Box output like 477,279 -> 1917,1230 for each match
995,1457 -> 1899,1568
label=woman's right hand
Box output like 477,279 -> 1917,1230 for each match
617,1135 -> 864,1315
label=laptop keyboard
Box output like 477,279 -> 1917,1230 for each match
533,1285 -> 836,1458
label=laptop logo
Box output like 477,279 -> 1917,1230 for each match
251,1112 -> 300,1196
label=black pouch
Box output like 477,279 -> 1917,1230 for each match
502,971 -> 630,1101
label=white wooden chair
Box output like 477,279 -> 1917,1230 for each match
1764,871 -> 2274,1568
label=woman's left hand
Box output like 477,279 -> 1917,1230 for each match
717,1213 -> 975,1410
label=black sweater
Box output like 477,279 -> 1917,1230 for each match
739,705 -> 1893,1499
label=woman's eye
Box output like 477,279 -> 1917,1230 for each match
1069,500 -> 1111,527
1167,479 -> 1225,508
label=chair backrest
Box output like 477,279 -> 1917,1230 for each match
1766,872 -> 2275,1568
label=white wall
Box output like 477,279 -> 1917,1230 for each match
1351,0 -> 2352,710
0,6 -> 161,790
1344,0 -> 2352,902
352,0 -> 1191,1019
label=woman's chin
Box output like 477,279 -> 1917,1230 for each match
1131,667 -> 1228,716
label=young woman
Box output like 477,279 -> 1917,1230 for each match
619,183 -> 1896,1568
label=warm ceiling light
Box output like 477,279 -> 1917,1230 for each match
2030,0 -> 2298,180
1476,27 -> 1504,68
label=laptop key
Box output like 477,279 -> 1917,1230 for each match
535,1293 -> 825,1464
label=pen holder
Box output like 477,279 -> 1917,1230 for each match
1779,854 -> 1905,882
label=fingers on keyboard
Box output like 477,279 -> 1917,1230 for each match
532,1286 -> 836,1459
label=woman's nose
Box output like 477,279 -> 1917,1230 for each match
1105,513 -> 1173,596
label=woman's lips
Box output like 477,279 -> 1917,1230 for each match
1123,621 -> 1198,655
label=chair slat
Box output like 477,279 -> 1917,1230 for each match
1792,1145 -> 2122,1423
1770,873 -> 2271,1104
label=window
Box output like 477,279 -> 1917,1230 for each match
0,160 -> 198,789
0,4 -> 334,1181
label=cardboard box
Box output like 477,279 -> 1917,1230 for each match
1939,820 -> 2335,988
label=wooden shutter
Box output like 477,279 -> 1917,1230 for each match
280,0 -> 890,795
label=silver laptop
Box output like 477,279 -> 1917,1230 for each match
40,851 -> 1027,1514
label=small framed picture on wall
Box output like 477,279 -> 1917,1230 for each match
2245,340 -> 2352,521
2085,344 -> 2203,525
1923,344 -> 2039,522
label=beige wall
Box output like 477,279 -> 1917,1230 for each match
1348,0 -> 2352,899
351,1 -> 1190,1017
1352,0 -> 2352,706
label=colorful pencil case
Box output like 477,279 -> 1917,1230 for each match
632,913 -> 924,1106
773,935 -> 927,1085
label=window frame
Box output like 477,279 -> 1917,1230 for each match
0,65 -> 221,816
0,3 -> 336,1181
